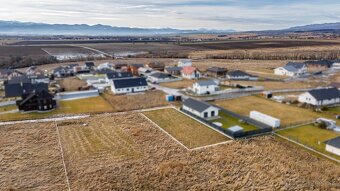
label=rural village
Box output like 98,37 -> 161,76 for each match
0,33 -> 339,189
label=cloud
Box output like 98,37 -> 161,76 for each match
0,0 -> 339,30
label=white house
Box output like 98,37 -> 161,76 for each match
332,62 -> 340,70
274,62 -> 307,77
325,137 -> 340,156
110,77 -> 148,94
178,59 -> 192,67
97,62 -> 113,70
147,72 -> 179,83
227,70 -> 259,81
138,67 -> 154,77
298,88 -> 340,106
192,80 -> 218,95
105,72 -> 133,83
181,66 -> 201,79
182,98 -> 219,119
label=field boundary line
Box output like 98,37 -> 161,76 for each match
55,121 -> 72,191
190,140 -> 234,151
174,108 -> 234,140
139,113 -> 190,151
274,121 -> 315,132
0,115 -> 90,126
274,133 -> 340,164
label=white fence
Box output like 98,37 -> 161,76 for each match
56,90 -> 99,100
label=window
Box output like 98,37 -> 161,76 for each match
204,112 -> 208,118
211,111 -> 215,117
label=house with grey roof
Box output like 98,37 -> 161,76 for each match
274,62 -> 307,77
206,67 -> 227,77
192,80 -> 218,95
325,136 -> 340,156
165,66 -> 182,75
110,77 -> 148,94
182,98 -> 219,119
227,70 -> 258,81
147,72 -> 180,83
298,88 -> 340,106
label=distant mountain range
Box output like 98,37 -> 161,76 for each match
0,21 -> 235,36
0,20 -> 339,36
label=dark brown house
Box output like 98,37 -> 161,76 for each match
128,63 -> 144,75
16,90 -> 56,112
206,67 -> 228,77
147,62 -> 165,71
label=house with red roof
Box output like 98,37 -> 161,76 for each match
181,66 -> 201,79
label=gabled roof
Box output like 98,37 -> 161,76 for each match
227,70 -> 255,77
106,72 -> 133,79
7,75 -> 31,84
325,136 -> 340,149
304,60 -> 333,68
112,77 -> 147,89
183,98 -> 215,113
286,62 -> 305,69
282,65 -> 299,72
5,83 -> 48,97
95,68 -> 115,75
85,61 -> 95,67
149,72 -> 172,79
19,89 -> 53,106
329,82 -> 340,89
181,66 -> 198,75
129,63 -> 144,67
307,88 -> 340,101
207,67 -> 227,73
196,80 -> 217,86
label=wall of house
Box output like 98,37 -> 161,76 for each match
298,92 -> 340,106
182,105 -> 219,118
326,145 -> 340,156
111,85 -> 148,94
182,71 -> 201,79
193,84 -> 217,95
274,68 -> 295,76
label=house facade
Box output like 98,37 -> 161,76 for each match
298,88 -> 340,106
128,63 -> 144,75
111,77 -> 148,94
227,70 -> 258,80
147,72 -> 178,83
164,66 -> 182,75
192,80 -> 218,95
206,67 -> 227,77
181,66 -> 201,79
274,62 -> 307,77
182,98 -> 219,119
16,90 -> 56,112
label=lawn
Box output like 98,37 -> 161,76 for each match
0,96 -> 114,121
327,107 -> 340,115
0,105 -> 17,112
277,124 -> 340,160
143,108 -> 229,149
214,96 -> 338,127
230,80 -> 326,90
210,112 -> 258,132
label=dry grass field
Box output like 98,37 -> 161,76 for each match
0,122 -> 68,190
213,96 -> 338,127
58,77 -> 87,91
102,90 -> 168,112
161,79 -> 196,89
143,108 -> 230,149
1,113 -> 339,190
226,79 -> 327,90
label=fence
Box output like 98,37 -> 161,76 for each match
0,101 -> 16,107
180,109 -> 272,139
280,120 -> 315,129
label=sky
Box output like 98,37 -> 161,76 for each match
0,0 -> 339,31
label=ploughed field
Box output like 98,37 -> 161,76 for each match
0,113 -> 339,190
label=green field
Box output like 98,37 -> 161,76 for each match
143,108 -> 230,149
210,112 -> 258,132
0,96 -> 114,122
277,124 -> 340,160
327,107 -> 340,115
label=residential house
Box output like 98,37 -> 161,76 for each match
84,61 -> 95,70
192,80 -> 218,95
128,63 -> 144,75
105,71 -> 133,83
274,62 -> 307,76
325,137 -> 340,156
25,66 -> 44,76
227,70 -> 258,80
304,60 -> 332,72
147,72 -> 178,83
97,62 -> 113,70
0,69 -> 22,90
182,98 -> 219,119
112,63 -> 128,71
95,68 -> 115,75
53,65 -> 76,78
332,62 -> 340,70
164,66 -> 182,75
298,88 -> 340,106
138,67 -> 154,77
16,89 -> 56,112
181,66 -> 201,79
147,62 -> 165,71
5,82 -> 48,98
206,67 -> 227,77
178,59 -> 192,67
111,77 -> 148,94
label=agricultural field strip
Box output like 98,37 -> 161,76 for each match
0,115 -> 90,126
274,132 -> 340,164
54,121 -> 71,191
190,140 -> 234,151
140,112 -> 190,151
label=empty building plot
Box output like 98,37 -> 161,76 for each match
143,108 -> 230,149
